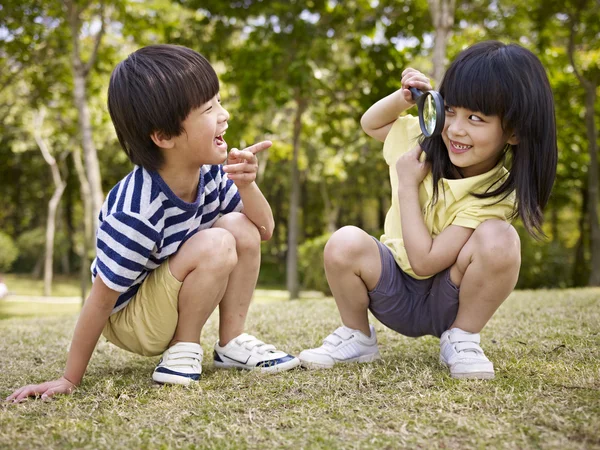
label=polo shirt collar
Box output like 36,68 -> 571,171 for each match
444,162 -> 509,201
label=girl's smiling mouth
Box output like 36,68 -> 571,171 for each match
449,140 -> 473,154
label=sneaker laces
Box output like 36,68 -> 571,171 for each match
234,333 -> 277,355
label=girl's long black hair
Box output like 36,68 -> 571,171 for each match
420,41 -> 557,238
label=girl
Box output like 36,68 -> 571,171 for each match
298,41 -> 557,379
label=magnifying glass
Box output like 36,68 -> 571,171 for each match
409,87 -> 445,138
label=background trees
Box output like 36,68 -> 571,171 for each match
0,0 -> 597,295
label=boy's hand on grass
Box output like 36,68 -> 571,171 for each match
396,145 -> 430,190
223,140 -> 272,188
5,376 -> 76,403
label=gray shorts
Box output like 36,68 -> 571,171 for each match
368,238 -> 460,338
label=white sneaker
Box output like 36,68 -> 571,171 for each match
298,325 -> 380,369
152,342 -> 203,385
440,328 -> 495,379
213,333 -> 300,373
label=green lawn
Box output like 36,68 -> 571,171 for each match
1,288 -> 599,449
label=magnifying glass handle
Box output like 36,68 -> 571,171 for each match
409,87 -> 423,101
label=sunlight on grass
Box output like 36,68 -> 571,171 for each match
3,274 -> 85,298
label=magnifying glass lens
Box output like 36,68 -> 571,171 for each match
423,95 -> 437,136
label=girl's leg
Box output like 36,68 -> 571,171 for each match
448,220 -> 521,332
441,220 -> 520,379
323,226 -> 383,336
298,226 -> 383,369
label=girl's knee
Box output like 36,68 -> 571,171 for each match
324,226 -> 372,267
474,221 -> 521,269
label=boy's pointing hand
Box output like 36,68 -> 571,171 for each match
223,140 -> 272,188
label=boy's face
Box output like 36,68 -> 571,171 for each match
172,94 -> 229,166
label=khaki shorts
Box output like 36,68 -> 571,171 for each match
102,259 -> 183,356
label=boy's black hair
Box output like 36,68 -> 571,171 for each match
108,44 -> 220,171
420,40 -> 557,237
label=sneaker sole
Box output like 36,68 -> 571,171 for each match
300,352 -> 381,370
439,358 -> 495,380
152,372 -> 200,386
214,357 -> 301,373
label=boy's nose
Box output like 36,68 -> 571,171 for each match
219,105 -> 230,122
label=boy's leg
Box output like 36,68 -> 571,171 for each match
168,228 -> 238,345
210,212 -> 261,345
211,212 -> 300,372
441,220 -> 521,379
299,226 -> 383,369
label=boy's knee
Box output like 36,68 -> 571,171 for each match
474,221 -> 521,270
215,212 -> 261,254
179,228 -> 238,274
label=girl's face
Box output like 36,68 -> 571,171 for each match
442,106 -> 518,178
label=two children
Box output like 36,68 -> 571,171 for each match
7,40 -> 557,401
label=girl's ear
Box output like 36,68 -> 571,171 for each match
507,132 -> 520,145
150,131 -> 175,149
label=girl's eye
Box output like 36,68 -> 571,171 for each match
469,115 -> 483,122
444,105 -> 454,113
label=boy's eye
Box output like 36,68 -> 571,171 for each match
469,114 -> 483,122
444,105 -> 454,113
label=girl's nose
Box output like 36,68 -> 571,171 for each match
447,117 -> 466,137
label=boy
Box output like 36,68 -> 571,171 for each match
7,44 -> 299,401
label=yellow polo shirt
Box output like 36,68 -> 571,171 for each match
380,115 -> 516,279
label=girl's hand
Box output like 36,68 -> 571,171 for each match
396,145 -> 430,190
5,377 -> 77,403
400,68 -> 433,105
223,140 -> 272,188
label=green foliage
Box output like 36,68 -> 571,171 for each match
14,228 -> 69,273
0,232 -> 19,272
298,233 -> 331,294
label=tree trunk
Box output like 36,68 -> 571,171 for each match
286,96 -> 307,300
583,84 -> 600,284
65,0 -> 105,239
568,8 -> 600,285
427,0 -> 456,85
34,109 -> 66,297
72,146 -> 93,304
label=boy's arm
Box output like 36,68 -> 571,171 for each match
237,182 -> 274,241
360,68 -> 432,142
6,277 -> 119,402
223,141 -> 274,240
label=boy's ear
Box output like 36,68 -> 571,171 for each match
507,132 -> 520,146
150,130 -> 175,149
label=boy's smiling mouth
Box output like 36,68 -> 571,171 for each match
215,130 -> 227,149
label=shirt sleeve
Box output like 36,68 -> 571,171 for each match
94,211 -> 161,292
382,115 -> 422,166
452,200 -> 515,230
218,166 -> 243,214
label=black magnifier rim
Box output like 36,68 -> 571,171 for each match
420,90 -> 445,138
409,87 -> 445,138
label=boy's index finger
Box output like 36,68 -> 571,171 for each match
244,140 -> 272,155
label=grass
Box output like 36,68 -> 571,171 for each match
2,274 -> 84,298
1,288 -> 599,449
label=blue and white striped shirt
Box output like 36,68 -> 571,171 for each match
91,165 -> 242,314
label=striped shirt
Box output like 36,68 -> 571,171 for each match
91,165 -> 242,314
